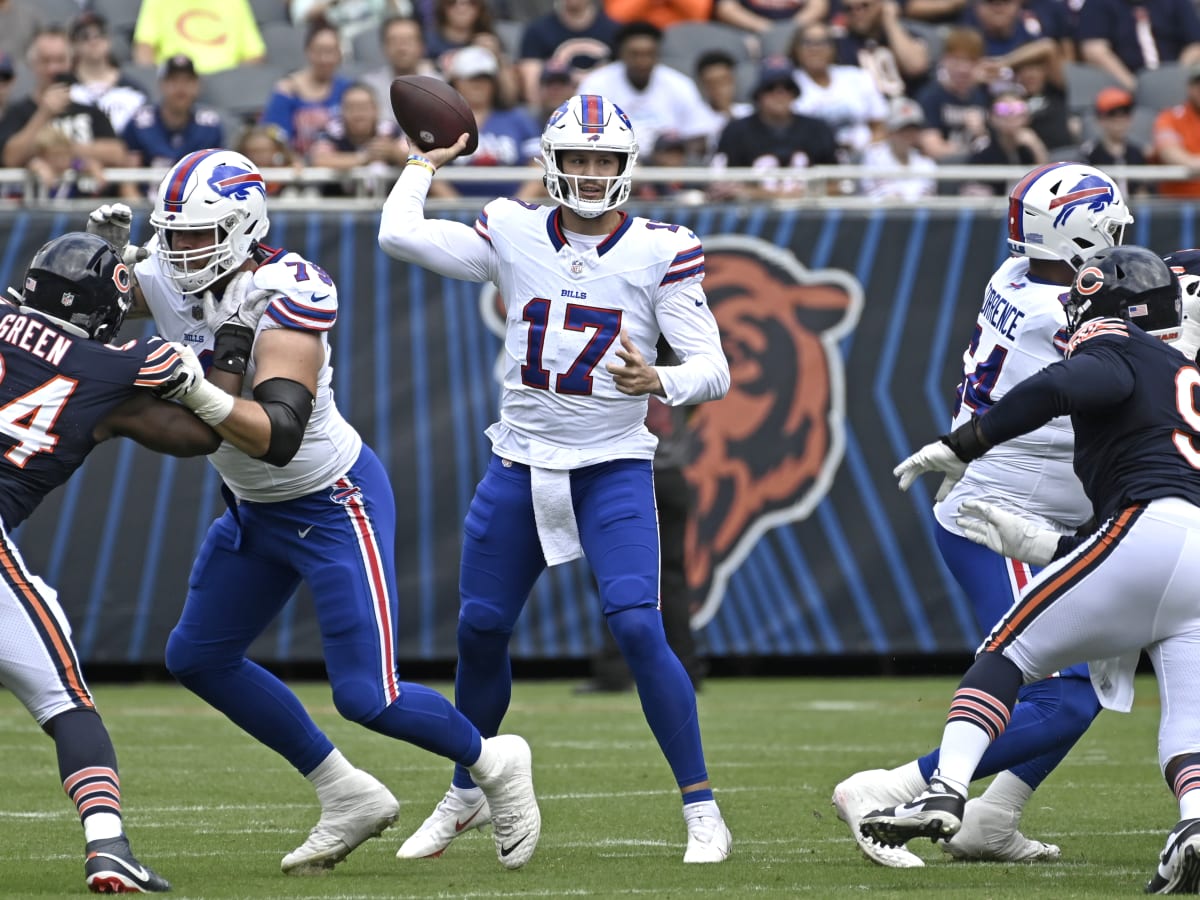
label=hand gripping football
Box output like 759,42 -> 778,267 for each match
390,75 -> 479,155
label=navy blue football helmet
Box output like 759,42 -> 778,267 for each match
21,232 -> 132,343
1067,245 -> 1181,339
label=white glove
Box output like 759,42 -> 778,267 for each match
1174,281 -> 1200,361
151,342 -> 205,401
202,270 -> 274,335
893,440 -> 968,493
86,203 -> 148,267
955,499 -> 1060,566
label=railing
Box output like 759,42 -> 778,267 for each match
2,163 -> 1186,211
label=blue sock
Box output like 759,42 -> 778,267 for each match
682,788 -> 714,806
918,674 -> 1101,787
608,606 -> 709,788
451,619 -> 514,789
363,682 -> 482,766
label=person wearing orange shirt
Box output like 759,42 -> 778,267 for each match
605,0 -> 713,30
1152,63 -> 1200,197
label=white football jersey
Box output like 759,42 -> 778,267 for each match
136,243 -> 362,502
934,256 -> 1092,535
378,175 -> 729,470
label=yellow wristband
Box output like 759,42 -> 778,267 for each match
406,154 -> 436,175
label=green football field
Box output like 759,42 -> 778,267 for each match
0,676 -> 1177,898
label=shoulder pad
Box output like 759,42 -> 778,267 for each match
256,253 -> 339,333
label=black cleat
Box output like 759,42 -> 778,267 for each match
859,778 -> 966,848
85,836 -> 171,893
1147,819 -> 1200,894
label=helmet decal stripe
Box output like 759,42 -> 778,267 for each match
580,94 -> 604,133
162,148 -> 221,213
1008,161 -> 1072,244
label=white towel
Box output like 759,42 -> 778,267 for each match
530,465 -> 583,566
1089,650 -> 1140,712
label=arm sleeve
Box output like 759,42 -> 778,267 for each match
377,165 -> 497,283
655,281 -> 731,406
977,342 -> 1135,446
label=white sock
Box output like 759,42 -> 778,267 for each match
307,749 -> 357,804
468,738 -> 499,782
684,800 -> 720,821
935,720 -> 992,795
891,760 -> 930,797
1181,790 -> 1200,822
83,812 -> 122,842
979,770 -> 1033,815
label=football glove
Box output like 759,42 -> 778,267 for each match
152,342 -> 205,402
955,499 -> 1060,566
893,440 -> 968,493
1174,278 -> 1200,362
86,203 -> 148,267
202,271 -> 275,376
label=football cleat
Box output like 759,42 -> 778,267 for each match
85,835 -> 170,893
683,803 -> 732,863
943,797 -> 1061,862
1146,818 -> 1200,894
470,735 -> 541,869
280,769 -> 399,875
833,769 -> 925,867
396,786 -> 492,859
859,778 -> 966,848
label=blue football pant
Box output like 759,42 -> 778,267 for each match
166,445 -> 481,775
918,525 -> 1101,788
452,454 -> 709,790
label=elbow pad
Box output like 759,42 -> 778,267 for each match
252,377 -> 314,467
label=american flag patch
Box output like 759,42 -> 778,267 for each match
1128,303 -> 1149,317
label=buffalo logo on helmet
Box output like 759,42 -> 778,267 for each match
206,163 -> 266,201
477,234 -> 862,628
1048,174 -> 1116,228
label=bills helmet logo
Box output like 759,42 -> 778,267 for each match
1048,175 -> 1115,228
207,164 -> 266,201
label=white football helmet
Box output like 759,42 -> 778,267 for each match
1163,248 -> 1200,359
540,94 -> 638,218
1007,162 -> 1132,271
150,149 -> 270,295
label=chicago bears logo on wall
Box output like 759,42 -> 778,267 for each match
478,234 -> 861,629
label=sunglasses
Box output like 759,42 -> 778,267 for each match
992,99 -> 1028,117
1100,105 -> 1133,117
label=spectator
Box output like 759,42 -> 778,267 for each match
0,0 -> 41,67
835,0 -> 932,98
290,0 -> 407,59
1020,0 -> 1074,58
261,20 -> 353,158
439,44 -> 543,199
961,87 -> 1048,194
578,21 -> 722,155
0,52 -> 17,123
1012,56 -> 1074,151
695,50 -> 752,152
605,0 -> 713,29
1081,86 -> 1151,196
714,0 -> 826,37
859,95 -> 937,200
1152,63 -> 1200,196
362,16 -> 440,122
309,81 -> 407,195
517,0 -> 618,107
964,0 -> 1061,81
121,56 -> 224,170
132,0 -> 266,75
533,59 -> 578,126
424,0 -> 496,60
0,28 -> 126,170
25,125 -> 109,201
1078,0 -> 1200,92
915,26 -> 991,161
790,21 -> 888,159
633,131 -> 707,200
710,57 -> 839,199
68,13 -> 148,137
235,123 -> 317,198
902,0 -> 967,25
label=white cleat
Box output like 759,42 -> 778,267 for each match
396,786 -> 491,859
943,797 -> 1061,863
281,769 -> 399,875
470,735 -> 541,869
833,769 -> 926,868
683,803 -> 732,863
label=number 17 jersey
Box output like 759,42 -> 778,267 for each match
935,256 -> 1093,536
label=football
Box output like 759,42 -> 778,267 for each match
389,76 -> 479,155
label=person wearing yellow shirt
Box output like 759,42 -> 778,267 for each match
132,0 -> 266,75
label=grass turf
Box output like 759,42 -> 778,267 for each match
0,676 -> 1175,898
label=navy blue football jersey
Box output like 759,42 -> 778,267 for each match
978,318 -> 1200,523
0,309 -> 182,527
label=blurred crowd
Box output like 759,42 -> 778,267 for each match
7,0 -> 1200,201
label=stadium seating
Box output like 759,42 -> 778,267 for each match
1136,62 -> 1187,114
660,21 -> 758,78
200,63 -> 288,126
262,20 -> 307,66
1064,61 -> 1124,115
250,0 -> 293,25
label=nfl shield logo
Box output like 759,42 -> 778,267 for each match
571,259 -> 584,275
61,291 -> 74,307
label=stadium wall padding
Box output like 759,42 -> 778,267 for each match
8,202 -> 1194,664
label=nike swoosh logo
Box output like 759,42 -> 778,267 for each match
298,525 -> 314,538
89,852 -> 150,882
311,293 -> 330,302
500,834 -> 528,857
455,808 -> 483,832
694,299 -> 705,307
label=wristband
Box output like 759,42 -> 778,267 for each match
406,153 -> 436,175
212,323 -> 254,376
181,380 -> 235,426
